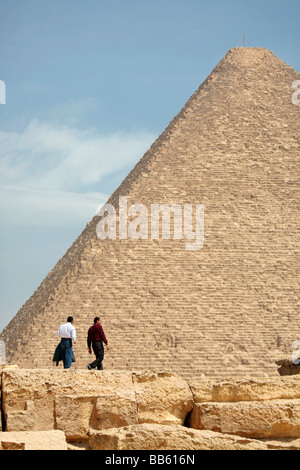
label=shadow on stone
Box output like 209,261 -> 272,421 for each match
276,359 -> 300,376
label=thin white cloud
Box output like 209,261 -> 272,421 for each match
0,120 -> 156,226
0,119 -> 155,190
0,185 -> 108,227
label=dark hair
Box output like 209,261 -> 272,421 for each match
67,316 -> 74,323
94,316 -> 100,323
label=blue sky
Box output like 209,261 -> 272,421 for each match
0,0 -> 299,332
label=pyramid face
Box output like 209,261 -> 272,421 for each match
1,48 -> 299,379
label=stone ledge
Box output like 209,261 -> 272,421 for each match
0,430 -> 67,450
189,375 -> 300,402
1,369 -> 193,440
187,399 -> 300,438
1,368 -> 300,449
88,423 -> 300,451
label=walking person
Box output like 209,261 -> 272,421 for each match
57,316 -> 76,369
87,316 -> 109,370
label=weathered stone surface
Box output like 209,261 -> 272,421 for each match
263,439 -> 300,450
2,369 -> 300,449
0,430 -> 67,450
133,370 -> 193,425
89,424 -> 300,451
0,365 -> 19,432
1,369 -> 192,439
188,400 -> 300,438
88,423 -> 269,450
189,376 -> 300,402
2,369 -> 136,438
54,393 -> 138,440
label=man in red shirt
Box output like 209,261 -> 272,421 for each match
87,316 -> 109,370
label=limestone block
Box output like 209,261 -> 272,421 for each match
2,369 -> 136,436
2,369 -> 192,439
54,393 -> 138,440
132,370 -> 193,425
91,394 -> 138,430
0,430 -> 67,450
3,369 -> 57,431
88,423 -> 269,450
55,395 -> 96,440
189,376 -> 300,402
4,400 -> 36,432
188,399 -> 300,438
263,439 -> 300,450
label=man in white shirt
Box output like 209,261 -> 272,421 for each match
57,316 -> 76,369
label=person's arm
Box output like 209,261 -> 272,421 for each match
98,323 -> 109,350
71,326 -> 76,344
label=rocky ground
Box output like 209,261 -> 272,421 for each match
0,364 -> 300,450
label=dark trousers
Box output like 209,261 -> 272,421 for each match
89,341 -> 104,370
60,338 -> 73,369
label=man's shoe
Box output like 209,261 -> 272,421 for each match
87,365 -> 92,370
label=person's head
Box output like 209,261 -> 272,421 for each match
67,316 -> 74,323
94,316 -> 100,324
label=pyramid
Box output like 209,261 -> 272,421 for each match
1,47 -> 299,379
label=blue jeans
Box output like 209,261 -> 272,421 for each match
60,338 -> 73,369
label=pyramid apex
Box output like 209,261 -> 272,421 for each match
221,46 -> 280,68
